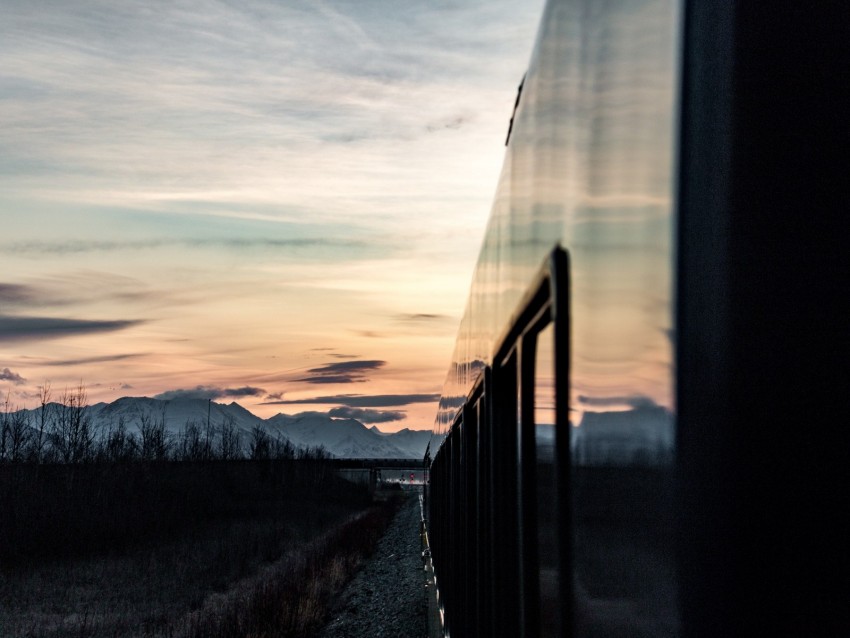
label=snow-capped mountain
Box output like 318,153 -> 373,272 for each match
371,426 -> 433,457
90,397 -> 264,436
266,411 -> 428,458
10,397 -> 432,459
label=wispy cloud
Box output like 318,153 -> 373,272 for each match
0,315 -> 143,343
0,274 -> 164,312
0,283 -> 37,304
1,0 -> 539,225
328,406 -> 405,423
37,353 -> 147,367
263,393 -> 439,407
0,0 -> 545,426
296,359 -> 385,384
425,113 -> 473,133
154,386 -> 267,401
1,368 -> 27,385
1,237 -> 375,257
396,313 -> 449,322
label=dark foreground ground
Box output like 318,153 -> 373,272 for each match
0,460 -> 381,638
319,494 -> 425,638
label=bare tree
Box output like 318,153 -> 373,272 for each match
100,415 -> 138,462
177,420 -> 214,461
272,435 -> 296,460
218,416 -> 242,460
0,390 -> 9,462
51,383 -> 94,463
31,383 -> 52,463
0,390 -> 32,463
6,410 -> 31,463
249,426 -> 271,460
138,403 -> 170,461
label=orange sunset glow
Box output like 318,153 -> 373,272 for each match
1,0 -> 546,431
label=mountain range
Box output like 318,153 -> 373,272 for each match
13,397 -> 434,459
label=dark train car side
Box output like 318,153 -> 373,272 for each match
424,1 -> 848,637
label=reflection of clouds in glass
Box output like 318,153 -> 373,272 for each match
578,394 -> 658,409
572,404 -> 674,467
434,0 -> 677,434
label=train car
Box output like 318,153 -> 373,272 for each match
424,1 -> 847,637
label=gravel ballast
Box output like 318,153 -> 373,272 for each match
318,494 -> 425,638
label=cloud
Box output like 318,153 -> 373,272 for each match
263,393 -> 440,408
395,313 -> 449,322
40,353 -> 146,366
309,360 -> 385,373
328,407 -> 406,423
0,315 -> 143,342
2,237 -> 372,257
296,359 -> 385,384
449,359 -> 487,375
154,385 -> 266,401
438,395 -> 467,409
425,113 -> 473,133
0,368 -> 27,385
0,283 -> 38,305
294,375 -> 363,384
265,391 -> 284,400
577,395 -> 658,409
0,275 -> 166,313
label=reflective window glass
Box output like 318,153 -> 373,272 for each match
534,322 -> 559,636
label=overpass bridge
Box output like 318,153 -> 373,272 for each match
329,458 -> 426,491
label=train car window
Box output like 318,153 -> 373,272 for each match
493,351 -> 521,638
460,408 -> 476,638
532,322 -> 560,637
518,333 -> 540,637
473,385 -> 493,638
572,394 -> 677,636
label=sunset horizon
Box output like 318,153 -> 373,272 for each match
1,0 -> 546,432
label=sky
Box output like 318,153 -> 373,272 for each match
0,0 -> 546,430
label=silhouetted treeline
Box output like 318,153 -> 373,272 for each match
0,385 -> 364,567
0,384 -> 319,464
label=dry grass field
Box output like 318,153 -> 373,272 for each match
0,460 -> 400,638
